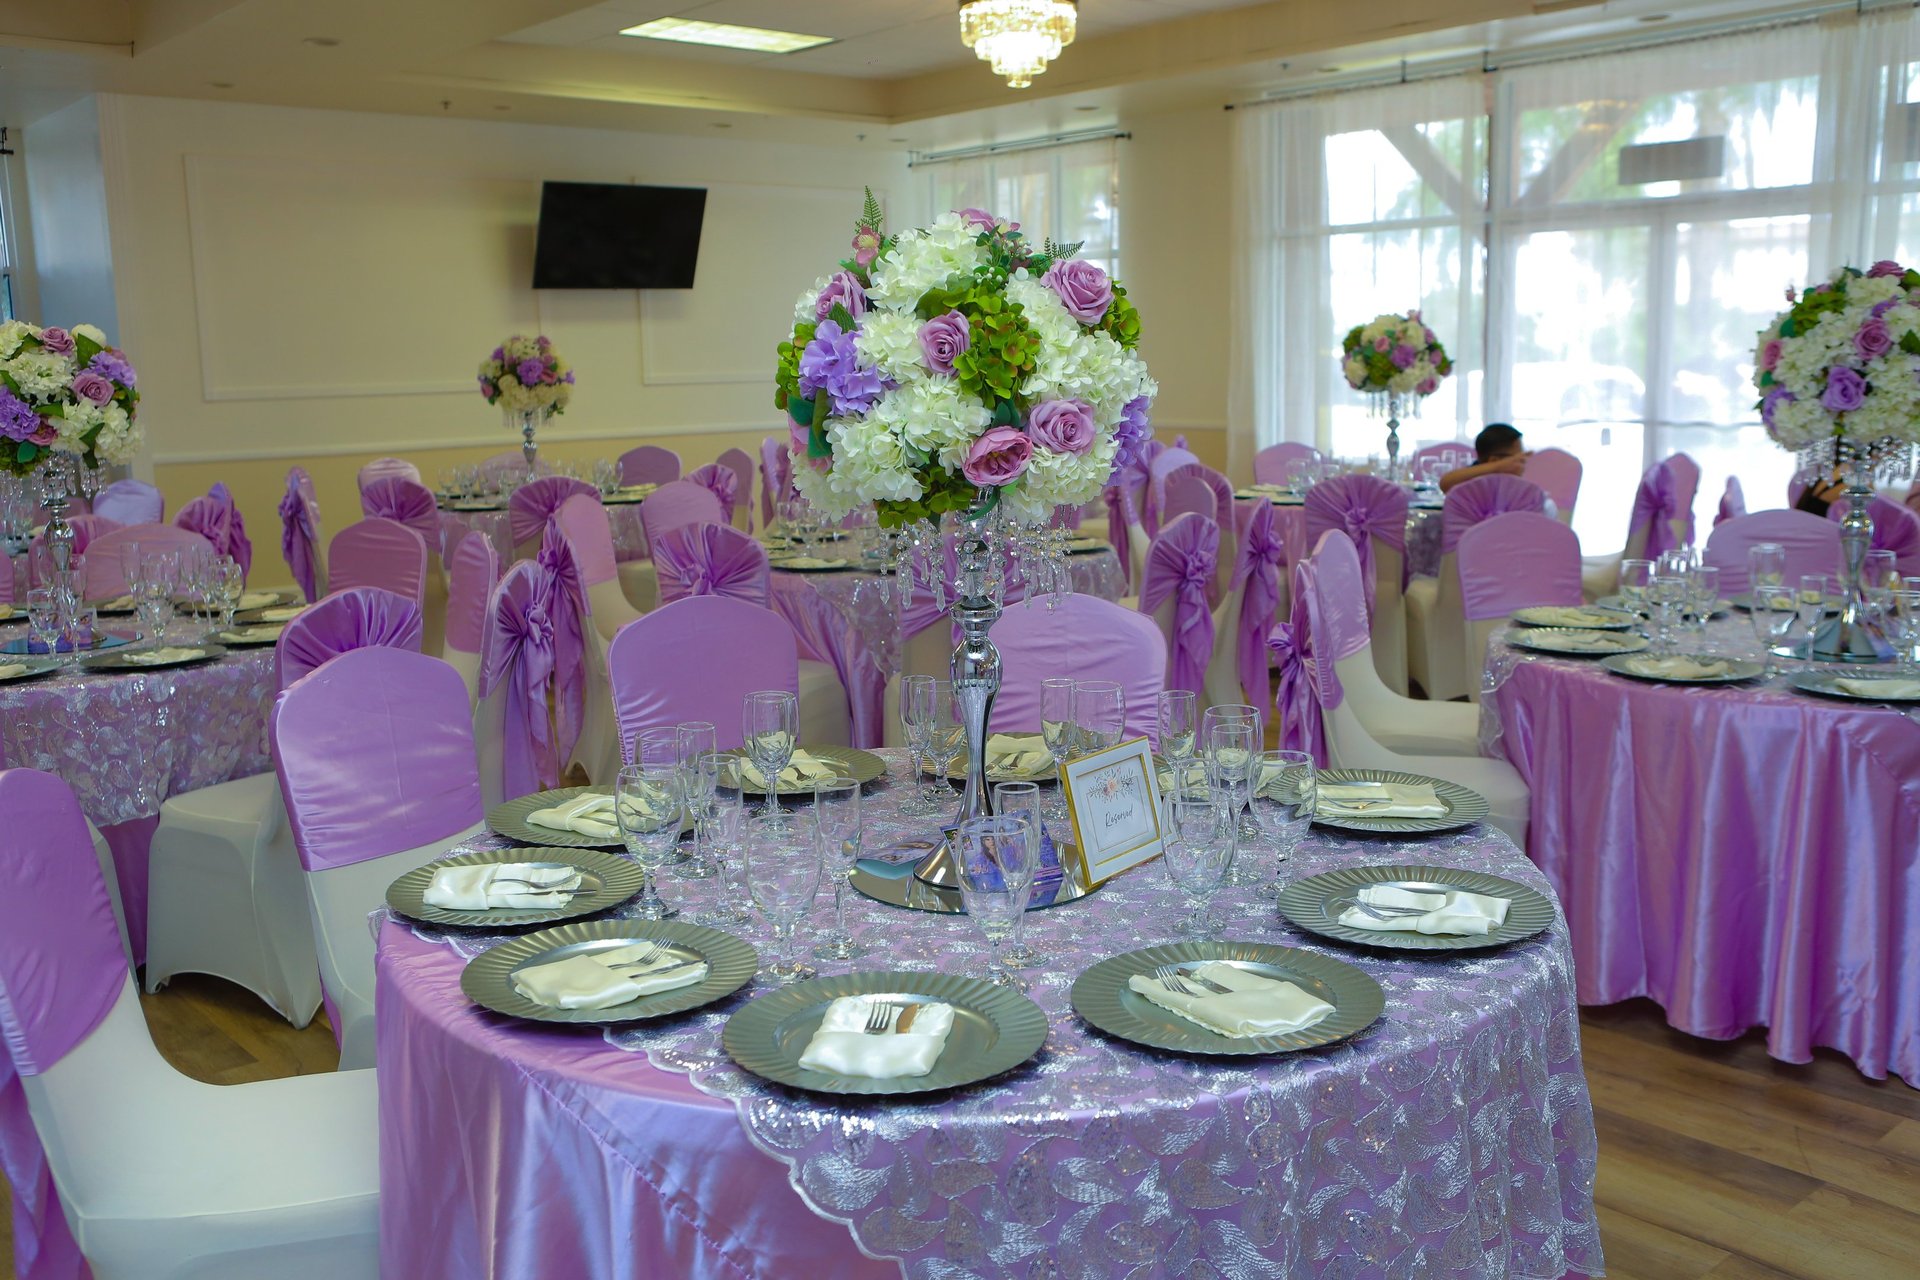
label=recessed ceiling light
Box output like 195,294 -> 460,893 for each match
493,104 -> 510,111
1317,66 -> 1340,74
620,18 -> 833,54
302,36 -> 340,47
888,137 -> 909,143
209,81 -> 234,89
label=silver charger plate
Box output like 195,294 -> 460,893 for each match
234,604 -> 310,625
461,919 -> 757,1026
1504,628 -> 1649,658
386,846 -> 646,928
1600,652 -> 1766,685
1065,539 -> 1109,555
1730,592 -> 1840,615
1313,767 -> 1488,835
1070,940 -> 1384,1056
724,746 -> 887,795
86,596 -> 140,617
1510,605 -> 1639,631
488,785 -> 620,848
82,643 -> 226,673
0,658 -> 61,685
215,625 -> 287,648
1790,671 -> 1920,703
722,969 -> 1047,1096
766,558 -> 859,574
1277,864 -> 1555,952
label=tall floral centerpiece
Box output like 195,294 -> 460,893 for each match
1754,261 -> 1920,660
1341,311 -> 1451,479
775,191 -> 1156,876
0,320 -> 142,580
479,335 -> 572,473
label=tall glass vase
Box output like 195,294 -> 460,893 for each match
1812,458 -> 1893,662
505,405 -> 551,475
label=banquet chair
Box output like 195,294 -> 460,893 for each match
1161,462 -> 1237,594
357,475 -> 449,648
759,436 -> 791,529
1405,475 -> 1546,701
628,480 -> 726,614
476,561 -> 577,804
276,647 -> 485,1070
1829,493 -> 1920,578
1299,532 -> 1529,846
27,514 -> 119,585
1102,463 -> 1151,589
92,477 -> 163,525
443,533 -> 499,704
175,482 -> 254,583
1252,442 -> 1321,486
687,461 -> 743,530
1142,446 -> 1202,537
654,520 -> 771,609
716,446 -> 757,531
608,595 -> 802,757
1581,455 -> 1699,598
543,498 -> 640,782
328,517 -> 427,607
1702,509 -> 1842,596
618,444 -> 682,487
986,593 -> 1167,743
81,524 -> 213,599
356,456 -> 420,490
146,589 -> 425,1029
1458,513 -> 1583,703
0,769 -> 380,1280
281,465 -> 327,602
1407,441 -> 1475,475
1304,474 -> 1411,695
1137,513 -> 1220,698
508,475 -> 599,560
1716,476 -> 1747,527
1522,448 -> 1583,524
1203,497 -> 1286,712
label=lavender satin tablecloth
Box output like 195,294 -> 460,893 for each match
375,752 -> 1601,1279
1480,618 -> 1920,1085
769,551 -> 1127,749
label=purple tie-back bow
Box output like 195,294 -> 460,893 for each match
689,465 -> 740,525
537,532 -> 590,770
1630,464 -> 1688,559
280,481 -> 319,602
1141,518 -> 1218,695
1267,607 -> 1326,769
1234,507 -> 1286,711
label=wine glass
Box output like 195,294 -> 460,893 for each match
1162,796 -> 1233,938
900,673 -> 940,814
1688,565 -> 1720,642
810,771 -> 865,961
1890,589 -> 1920,674
1201,703 -> 1262,845
674,722 -> 719,879
742,813 -> 823,983
1254,749 -> 1315,897
1618,558 -> 1655,617
1071,680 -> 1125,756
1203,719 -> 1257,884
1796,573 -> 1831,658
1748,543 -> 1785,602
923,680 -> 966,798
952,814 -> 1036,987
1864,550 -> 1898,625
615,762 -> 684,920
62,601 -> 97,660
1156,688 -> 1198,777
1646,574 -> 1688,655
697,753 -> 753,926
213,555 -> 244,636
992,780 -> 1045,968
741,690 -> 798,815
25,587 -> 61,659
1039,677 -> 1075,820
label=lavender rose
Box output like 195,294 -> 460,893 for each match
917,311 -> 970,376
957,208 -> 1018,234
961,426 -> 1033,487
71,371 -> 114,406
1759,338 -> 1783,371
515,357 -> 546,386
814,270 -> 868,323
1026,398 -> 1097,455
1390,344 -> 1417,370
0,386 -> 41,443
1821,366 -> 1867,413
38,327 -> 74,357
1415,376 -> 1439,396
1042,260 -> 1113,325
1868,259 -> 1907,278
1855,318 -> 1895,361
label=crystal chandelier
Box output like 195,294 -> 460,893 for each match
958,0 -> 1077,89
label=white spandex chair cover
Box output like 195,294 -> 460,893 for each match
1406,475 -> 1547,701
1457,513 -> 1583,704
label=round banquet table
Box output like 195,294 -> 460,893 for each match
0,619 -> 275,959
1233,491 -> 1445,585
375,751 -> 1603,1279
1480,616 -> 1920,1085
768,549 -> 1128,749
437,493 -> 650,563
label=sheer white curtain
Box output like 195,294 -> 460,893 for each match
916,138 -> 1120,275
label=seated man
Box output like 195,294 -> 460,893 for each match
1438,423 -> 1526,493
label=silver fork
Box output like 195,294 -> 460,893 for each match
863,1002 -> 900,1035
490,877 -> 594,896
1333,896 -> 1429,921
1149,964 -> 1199,996
1153,963 -> 1233,995
601,940 -> 668,970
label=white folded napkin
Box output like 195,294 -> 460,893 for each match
121,647 -> 204,666
1126,962 -> 1333,1038
0,604 -> 13,621
1317,781 -> 1447,819
1529,629 -> 1635,653
985,733 -> 1052,775
219,625 -> 284,643
1521,606 -> 1623,628
737,750 -> 840,790
423,862 -> 583,911
0,663 -> 28,679
770,555 -> 845,570
235,591 -> 280,611
1336,884 -> 1511,936
796,995 -> 956,1079
1621,655 -> 1731,680
1832,677 -> 1920,699
255,605 -> 306,623
510,942 -> 708,1010
526,791 -> 620,840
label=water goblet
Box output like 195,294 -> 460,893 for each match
742,690 -> 798,816
992,781 -> 1045,968
615,762 -> 684,921
1796,573 -> 1831,659
1253,749 -> 1315,897
1688,565 -> 1720,641
1071,679 -> 1125,756
1203,720 -> 1258,884
1864,550 -> 1898,624
673,722 -> 719,879
1891,589 -> 1920,673
213,555 -> 244,635
1039,677 -> 1076,818
743,813 -> 823,983
63,602 -> 98,660
1646,574 -> 1688,654
1201,703 -> 1263,845
1162,796 -> 1234,938
923,679 -> 966,800
1748,543 -> 1785,599
1156,689 -> 1198,774
809,772 -> 866,961
25,588 -> 61,659
952,814 -> 1036,988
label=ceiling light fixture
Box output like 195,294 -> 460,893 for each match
620,18 -> 832,54
958,0 -> 1076,89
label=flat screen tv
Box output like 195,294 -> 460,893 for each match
532,181 -> 706,289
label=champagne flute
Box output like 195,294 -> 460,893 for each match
1254,749 -> 1315,897
1647,574 -> 1687,655
1162,796 -> 1234,938
1864,550 -> 1898,625
674,722 -> 719,879
1890,589 -> 1920,673
1618,558 -> 1654,617
992,781 -> 1045,968
1203,720 -> 1257,885
742,690 -> 798,816
213,555 -> 243,636
1201,703 -> 1262,847
743,813 -> 822,983
810,771 -> 865,961
953,814 -> 1035,988
1039,677 -> 1075,820
900,673 -> 940,814
1156,689 -> 1198,792
615,761 -> 683,920
1689,565 -> 1720,642
26,588 -> 61,659
1796,573 -> 1831,660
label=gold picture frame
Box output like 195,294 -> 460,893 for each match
1059,736 -> 1165,887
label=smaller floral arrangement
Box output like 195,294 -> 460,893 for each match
1753,261 -> 1920,460
0,320 -> 141,475
478,335 -> 573,415
1341,311 -> 1452,398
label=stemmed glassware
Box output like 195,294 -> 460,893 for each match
1688,565 -> 1720,643
1618,558 -> 1654,618
1889,589 -> 1920,673
952,813 -> 1036,988
1201,703 -> 1262,854
674,722 -> 719,879
921,679 -> 966,799
743,813 -> 823,983
1202,718 -> 1257,885
741,690 -> 798,817
1863,550 -> 1898,628
1156,688 -> 1198,793
212,555 -> 243,637
1796,573 -> 1832,660
615,760 -> 684,920
62,600 -> 97,660
1071,680 -> 1125,756
1162,796 -> 1234,938
131,546 -> 177,649
1039,677 -> 1076,820
1253,749 -> 1315,897
899,674 -> 942,814
696,754 -> 754,926
1646,573 -> 1688,654
25,588 -> 61,661
810,771 -> 866,961
992,781 -> 1045,968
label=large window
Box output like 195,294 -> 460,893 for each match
0,134 -> 20,322
1237,7 -> 1920,549
915,136 -> 1120,277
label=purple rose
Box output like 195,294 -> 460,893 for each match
1390,344 -> 1417,370
0,386 -> 41,442
814,270 -> 868,323
37,327 -> 74,357
515,357 -> 545,386
71,371 -> 114,406
1042,259 -> 1113,325
1759,338 -> 1783,371
1869,259 -> 1907,278
1415,376 -> 1439,396
1026,398 -> 1097,455
88,349 -> 135,387
1873,298 -> 1900,319
478,375 -> 497,400
961,426 -> 1033,487
918,311 -> 970,376
1821,366 -> 1867,413
1760,387 -> 1796,434
1373,336 -> 1390,353
1855,318 -> 1894,361
1111,396 -> 1151,475
491,346 -> 505,362
957,208 -> 1017,234
798,319 -> 884,417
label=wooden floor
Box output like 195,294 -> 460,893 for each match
3,984 -> 1917,1277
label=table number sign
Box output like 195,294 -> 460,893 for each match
1060,737 -> 1164,887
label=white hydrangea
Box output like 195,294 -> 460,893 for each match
867,379 -> 990,465
71,323 -> 107,346
2,349 -> 73,401
866,212 -> 985,310
793,276 -> 834,326
90,404 -> 139,464
1006,432 -> 1118,521
0,321 -> 30,361
1754,279 -> 1920,450
822,415 -> 923,503
852,310 -> 925,386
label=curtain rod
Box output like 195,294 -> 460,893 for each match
1225,0 -> 1913,110
908,127 -> 1129,168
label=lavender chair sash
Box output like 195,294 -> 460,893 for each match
445,535 -> 500,656
759,437 -> 791,529
1829,493 -> 1920,575
1628,459 -> 1692,559
1103,460 -> 1149,586
686,464 -> 740,526
1716,476 -> 1747,528
1268,572 -> 1326,768
1441,474 -> 1547,556
654,521 -> 770,608
551,494 -> 623,590
281,466 -> 323,602
92,478 -> 163,525
1304,475 -> 1410,593
1164,462 -> 1234,533
276,586 -> 425,690
274,648 -> 483,872
1457,514 -> 1582,622
1138,514 -> 1220,696
174,482 -> 253,579
360,476 -> 442,552
1302,531 -> 1375,711
479,563 -> 560,798
1233,500 -> 1286,712
538,530 -> 591,773
508,477 -> 599,549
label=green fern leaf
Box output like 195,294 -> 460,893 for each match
861,187 -> 885,231
1043,238 -> 1084,262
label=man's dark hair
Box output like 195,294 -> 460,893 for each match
1474,423 -> 1522,463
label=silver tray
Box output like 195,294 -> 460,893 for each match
0,658 -> 61,685
849,853 -> 1101,915
460,918 -> 757,1025
1600,653 -> 1765,685
386,845 -> 645,928
1510,605 -> 1638,631
81,643 -> 226,673
1276,863 -> 1555,952
1313,767 -> 1488,835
